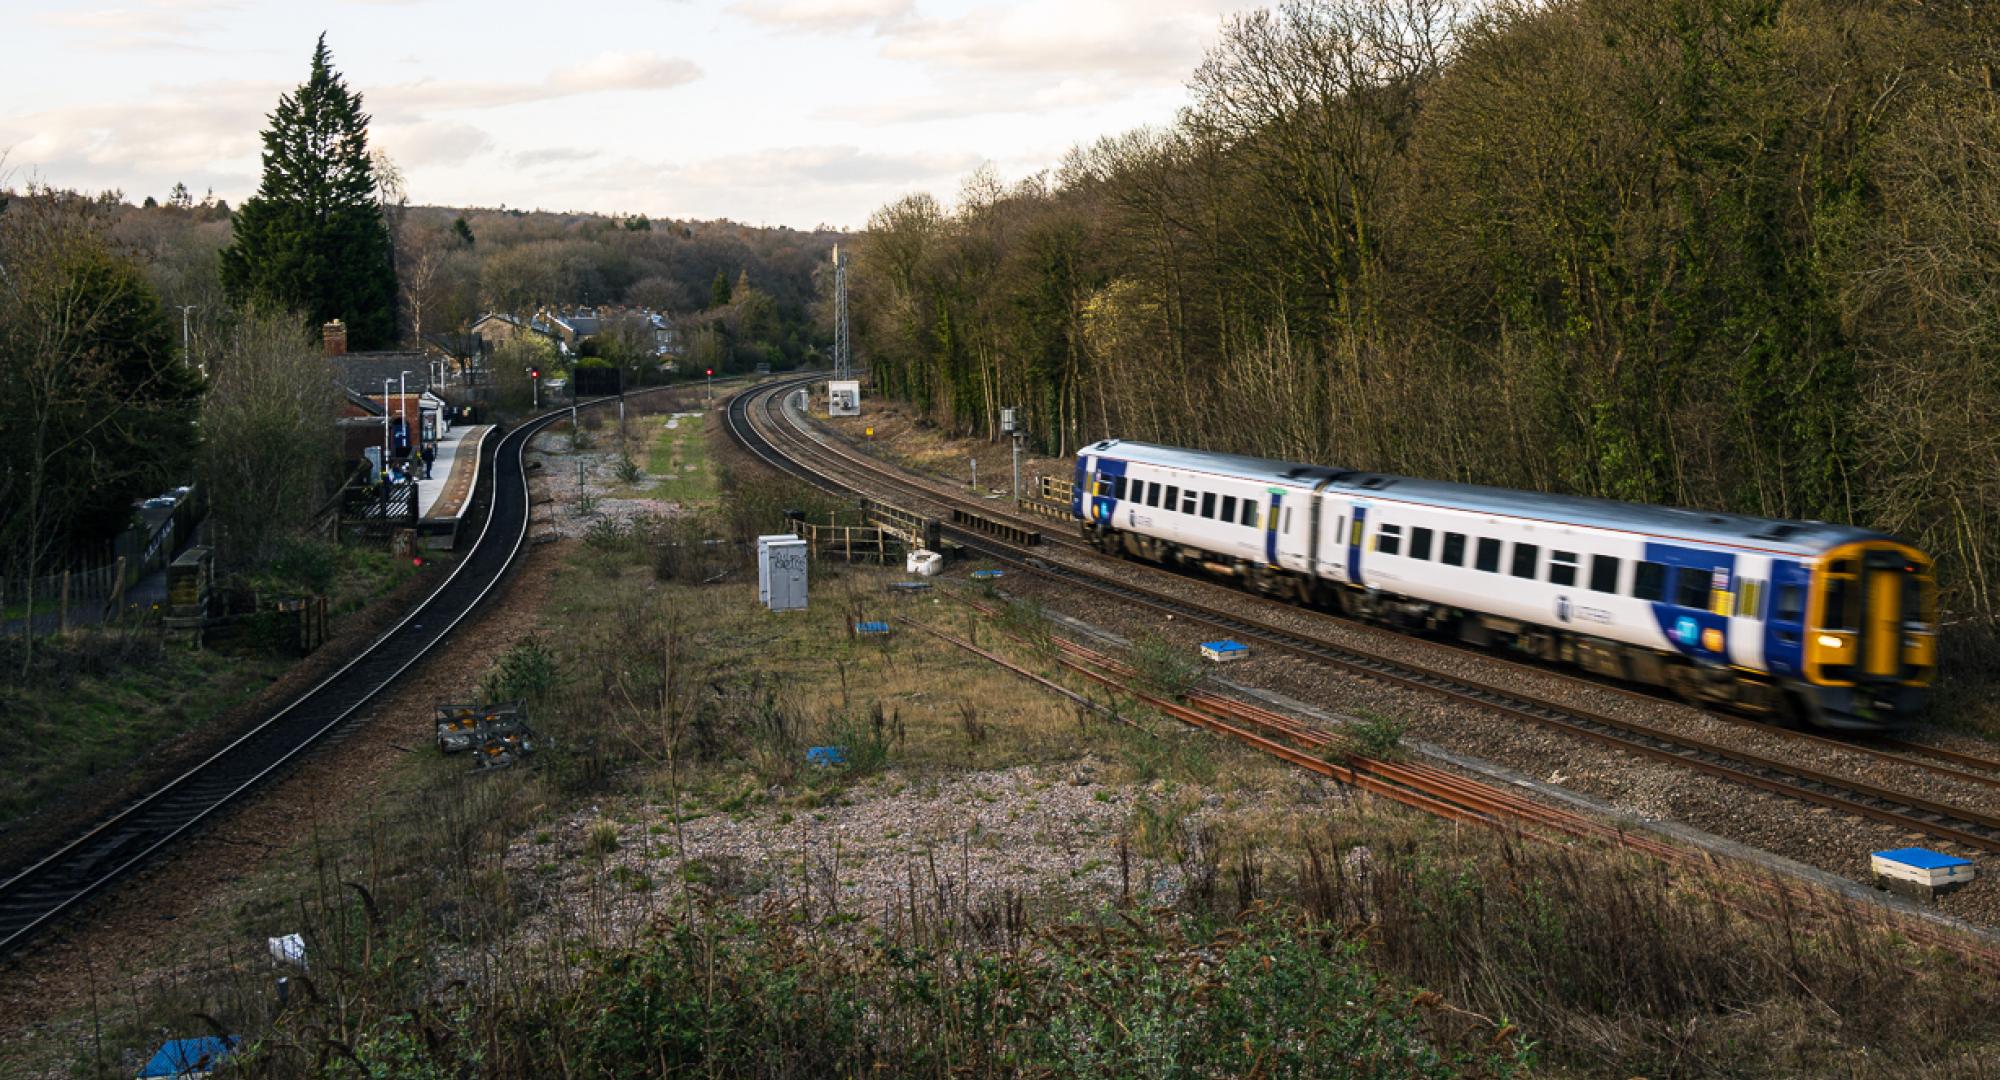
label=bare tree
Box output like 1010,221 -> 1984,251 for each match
199,311 -> 341,566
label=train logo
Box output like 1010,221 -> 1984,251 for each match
1674,616 -> 1700,646
1555,595 -> 1572,623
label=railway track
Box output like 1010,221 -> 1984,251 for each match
750,384 -> 2000,778
0,390 -> 668,957
909,600 -> 2000,972
728,377 -> 2000,858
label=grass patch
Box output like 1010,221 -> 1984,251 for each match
0,634 -> 290,829
645,412 -> 717,505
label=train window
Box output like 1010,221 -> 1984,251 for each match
1475,537 -> 1502,573
1633,561 -> 1666,601
1150,482 -> 1164,508
1185,490 -> 1200,515
1220,494 -> 1237,523
1549,550 -> 1578,587
1164,485 -> 1179,512
1378,524 -> 1402,556
1442,532 -> 1466,566
1201,492 -> 1217,519
1674,568 -> 1708,609
1775,583 -> 1804,622
1113,476 -> 1127,500
1243,499 -> 1259,527
1510,543 -> 1539,579
1736,579 -> 1764,620
1589,555 -> 1619,593
1410,527 -> 1434,561
1826,578 -> 1860,631
1283,507 -> 1293,533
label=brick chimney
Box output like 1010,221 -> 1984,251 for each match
323,319 -> 348,357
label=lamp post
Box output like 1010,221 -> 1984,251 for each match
382,378 -> 393,473
1002,407 -> 1022,507
399,370 -> 413,460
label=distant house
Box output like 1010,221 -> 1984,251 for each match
423,331 -> 483,374
469,312 -> 534,352
536,308 -> 603,354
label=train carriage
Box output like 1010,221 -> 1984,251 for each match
1075,440 -> 1936,731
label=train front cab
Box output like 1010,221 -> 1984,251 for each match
1799,542 -> 1936,729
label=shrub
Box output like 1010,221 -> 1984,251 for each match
481,637 -> 562,705
265,536 -> 339,594
1345,709 -> 1409,760
1130,631 -> 1203,698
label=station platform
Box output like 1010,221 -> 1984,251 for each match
416,424 -> 493,547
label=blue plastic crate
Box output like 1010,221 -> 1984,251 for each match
970,569 -> 1004,580
806,746 -> 847,766
855,620 -> 892,635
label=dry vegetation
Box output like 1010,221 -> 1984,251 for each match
853,0 -> 2000,726
18,444 -> 2000,1077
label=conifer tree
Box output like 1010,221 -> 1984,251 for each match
220,35 -> 397,349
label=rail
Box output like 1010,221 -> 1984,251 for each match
0,386 -> 685,956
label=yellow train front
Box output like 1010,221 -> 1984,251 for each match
1797,542 -> 1937,729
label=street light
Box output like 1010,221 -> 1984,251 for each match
382,378 -> 393,473
400,370 -> 413,460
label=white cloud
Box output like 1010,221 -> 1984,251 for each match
372,120 -> 494,166
880,0 -> 1233,79
729,0 -> 914,33
377,51 -> 702,112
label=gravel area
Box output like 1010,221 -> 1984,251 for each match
767,396 -> 2000,928
498,760 -> 1307,953
1002,571 -> 2000,927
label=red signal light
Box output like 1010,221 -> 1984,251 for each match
530,367 -> 541,379
706,368 -> 714,376
412,556 -> 424,568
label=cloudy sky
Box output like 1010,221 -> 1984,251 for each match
3,0 -> 1253,229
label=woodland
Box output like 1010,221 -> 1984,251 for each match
852,0 -> 2000,647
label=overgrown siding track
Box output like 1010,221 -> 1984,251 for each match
0,394 -> 636,957
727,377 -> 2000,860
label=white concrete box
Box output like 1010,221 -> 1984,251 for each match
906,549 -> 942,577
828,380 -> 861,417
758,535 -> 809,611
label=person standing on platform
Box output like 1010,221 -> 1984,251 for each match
422,442 -> 436,479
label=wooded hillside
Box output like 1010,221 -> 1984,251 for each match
852,0 -> 2000,637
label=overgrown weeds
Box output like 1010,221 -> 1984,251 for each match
1130,630 -> 1203,698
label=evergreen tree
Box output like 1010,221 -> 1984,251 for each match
710,269 -> 732,308
452,216 -> 475,246
220,35 -> 397,350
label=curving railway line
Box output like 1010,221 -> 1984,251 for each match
0,390 -> 667,957
726,376 -> 2000,860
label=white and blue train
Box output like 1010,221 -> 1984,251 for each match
1072,440 -> 1937,730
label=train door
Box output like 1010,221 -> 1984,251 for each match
1263,489 -> 1283,565
1764,560 -> 1808,679
1347,503 -> 1368,587
1088,458 -> 1126,526
1727,554 -> 1770,670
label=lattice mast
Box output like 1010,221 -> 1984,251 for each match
832,244 -> 851,381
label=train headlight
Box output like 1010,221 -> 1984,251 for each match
1816,634 -> 1846,649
